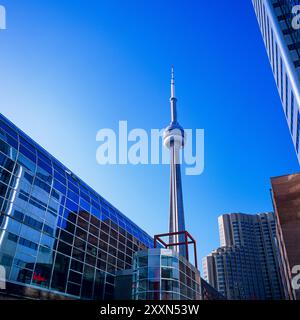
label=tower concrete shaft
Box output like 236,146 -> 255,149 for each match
163,67 -> 186,257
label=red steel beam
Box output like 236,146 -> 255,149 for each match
154,230 -> 198,269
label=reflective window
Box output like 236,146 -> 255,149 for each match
0,114 -> 154,300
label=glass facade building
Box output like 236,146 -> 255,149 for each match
132,249 -> 201,300
0,113 -> 154,299
252,0 -> 300,162
203,213 -> 285,300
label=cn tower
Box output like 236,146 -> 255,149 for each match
163,67 -> 186,258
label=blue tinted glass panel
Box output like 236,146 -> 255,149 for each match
79,184 -> 90,195
68,181 -> 79,194
20,136 -> 36,154
57,216 -> 67,229
34,177 -> 51,194
52,161 -> 65,176
109,210 -> 118,224
6,135 -> 18,150
80,198 -> 90,212
80,189 -> 90,202
0,130 -> 18,150
51,189 -> 60,201
67,174 -> 78,185
91,206 -> 101,219
17,154 -> 36,172
91,199 -> 100,210
54,171 -> 66,185
66,199 -> 78,213
19,145 -> 36,163
90,191 -> 98,202
53,180 -> 67,195
101,209 -> 109,222
118,220 -> 125,229
68,189 -> 79,204
37,150 -> 51,166
37,159 -> 52,175
0,119 -> 18,139
59,202 -> 65,216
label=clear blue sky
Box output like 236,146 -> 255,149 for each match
0,0 -> 299,267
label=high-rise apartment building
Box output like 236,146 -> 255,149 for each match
202,213 -> 285,300
0,113 -> 154,300
252,0 -> 300,162
271,172 -> 300,300
203,245 -> 265,300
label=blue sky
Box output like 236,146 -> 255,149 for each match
0,0 -> 299,266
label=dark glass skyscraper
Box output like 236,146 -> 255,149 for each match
0,113 -> 153,299
252,0 -> 300,162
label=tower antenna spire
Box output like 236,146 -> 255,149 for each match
170,66 -> 178,123
163,67 -> 186,257
171,66 -> 176,99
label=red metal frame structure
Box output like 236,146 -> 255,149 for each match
154,231 -> 198,269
